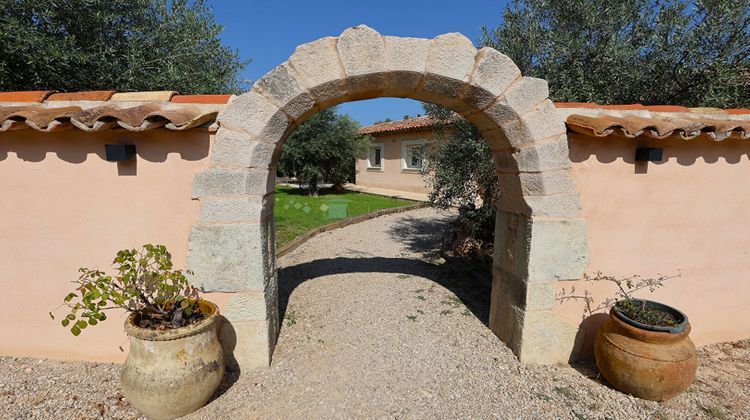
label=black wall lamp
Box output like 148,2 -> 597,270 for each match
105,144 -> 137,162
635,147 -> 663,162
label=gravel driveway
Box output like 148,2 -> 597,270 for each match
2,207 -> 749,419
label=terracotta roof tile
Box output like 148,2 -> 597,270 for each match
552,102 -> 599,108
642,105 -> 690,113
0,103 -> 217,132
566,114 -> 749,141
359,116 -> 447,135
599,104 -> 645,110
171,94 -> 233,104
110,91 -> 177,102
0,91 -> 55,102
688,107 -> 726,114
47,91 -> 116,101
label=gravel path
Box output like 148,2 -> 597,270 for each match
2,207 -> 749,419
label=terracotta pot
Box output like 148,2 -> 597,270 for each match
595,300 -> 696,401
121,300 -> 224,419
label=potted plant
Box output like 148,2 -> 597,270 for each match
558,272 -> 696,401
50,244 -> 224,419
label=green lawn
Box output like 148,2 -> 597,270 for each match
274,185 -> 417,248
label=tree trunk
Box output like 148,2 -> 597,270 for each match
308,180 -> 319,197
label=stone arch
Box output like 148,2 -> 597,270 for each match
188,25 -> 589,371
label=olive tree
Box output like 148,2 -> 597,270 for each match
482,0 -> 750,107
424,0 -> 749,250
278,107 -> 370,196
0,0 -> 247,93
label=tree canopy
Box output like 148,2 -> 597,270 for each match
278,108 -> 370,196
0,0 -> 246,93
425,0 -> 750,247
482,0 -> 750,108
421,103 -> 497,243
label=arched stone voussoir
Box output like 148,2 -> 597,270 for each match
500,100 -> 567,148
497,135 -> 572,173
414,33 -> 477,112
336,25 -> 388,99
473,78 -> 550,140
463,47 -> 521,111
218,89 -> 289,143
479,126 -> 514,153
211,127 -> 281,169
254,62 -> 318,122
383,36 -> 431,97
288,36 -> 349,109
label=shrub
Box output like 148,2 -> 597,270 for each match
557,271 -> 682,326
50,244 -> 202,336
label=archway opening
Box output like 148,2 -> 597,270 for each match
188,25 -> 589,372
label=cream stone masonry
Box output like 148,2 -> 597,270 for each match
189,25 -> 589,371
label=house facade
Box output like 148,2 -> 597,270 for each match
356,116 -> 442,194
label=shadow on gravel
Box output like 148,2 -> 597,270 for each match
204,369 -> 241,404
384,212 -> 455,257
278,256 -> 491,327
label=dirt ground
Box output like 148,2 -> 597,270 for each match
2,208 -> 749,419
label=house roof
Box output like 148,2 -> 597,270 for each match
358,116 -> 446,135
0,90 -> 230,132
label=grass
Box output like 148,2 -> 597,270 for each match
274,185 -> 417,248
285,309 -> 297,327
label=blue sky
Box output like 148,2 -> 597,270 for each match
211,0 -> 508,126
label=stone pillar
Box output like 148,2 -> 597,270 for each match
188,130 -> 280,372
489,211 -> 588,363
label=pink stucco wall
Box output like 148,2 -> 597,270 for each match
0,129 -> 213,362
557,133 -> 750,358
356,130 -> 430,193
3,126 -> 748,364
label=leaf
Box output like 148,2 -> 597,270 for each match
76,320 -> 88,330
71,326 -> 81,336
61,319 -> 70,327
88,318 -> 98,326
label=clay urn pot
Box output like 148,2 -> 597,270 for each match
121,300 -> 224,419
595,299 -> 696,401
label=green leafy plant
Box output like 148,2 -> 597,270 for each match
557,271 -> 682,326
482,0 -> 750,108
1,0 -> 248,94
278,107 -> 371,196
50,244 -> 201,336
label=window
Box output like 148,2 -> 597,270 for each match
401,139 -> 426,171
367,143 -> 384,170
